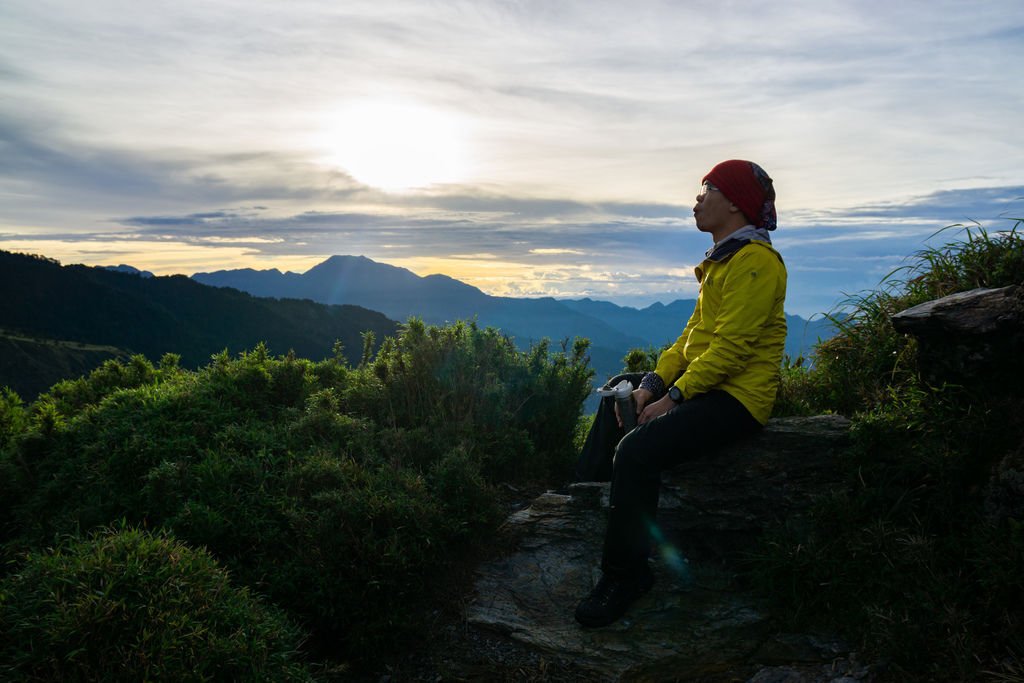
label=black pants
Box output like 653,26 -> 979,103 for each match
575,373 -> 761,578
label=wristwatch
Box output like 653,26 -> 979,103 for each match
668,385 -> 684,403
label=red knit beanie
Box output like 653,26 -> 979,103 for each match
702,160 -> 777,231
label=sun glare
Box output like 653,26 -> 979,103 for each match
317,100 -> 471,192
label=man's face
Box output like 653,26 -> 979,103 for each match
693,181 -> 736,235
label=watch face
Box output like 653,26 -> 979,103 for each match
669,386 -> 682,403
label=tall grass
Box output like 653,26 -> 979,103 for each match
758,218 -> 1024,680
902,219 -> 1024,301
773,218 -> 1023,418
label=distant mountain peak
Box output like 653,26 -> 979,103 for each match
102,264 -> 154,278
316,254 -> 371,267
305,254 -> 413,278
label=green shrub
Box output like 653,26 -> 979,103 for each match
44,353 -> 166,416
0,389 -> 28,547
0,321 -> 593,670
0,387 -> 26,450
428,445 -> 503,539
0,526 -> 311,682
272,454 -> 449,652
362,319 -> 592,482
621,346 -> 662,373
770,355 -> 824,417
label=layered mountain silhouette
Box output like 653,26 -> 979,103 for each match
1,249 -> 834,401
194,255 -> 835,381
0,251 -> 397,398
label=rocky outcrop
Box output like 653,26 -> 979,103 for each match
891,285 -> 1024,527
467,415 -> 871,682
891,285 -> 1023,390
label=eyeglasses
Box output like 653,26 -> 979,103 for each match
697,182 -> 720,198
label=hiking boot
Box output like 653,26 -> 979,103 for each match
573,570 -> 654,628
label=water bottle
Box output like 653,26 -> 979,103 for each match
597,379 -> 637,432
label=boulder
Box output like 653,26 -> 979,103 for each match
891,285 -> 1023,390
467,415 -> 868,682
891,285 -> 1024,525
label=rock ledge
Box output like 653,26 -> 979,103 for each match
467,415 -> 872,682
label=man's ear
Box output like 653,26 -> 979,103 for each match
728,202 -> 741,214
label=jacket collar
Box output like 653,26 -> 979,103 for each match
704,224 -> 772,262
694,227 -> 776,282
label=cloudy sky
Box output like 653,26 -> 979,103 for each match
1,0 -> 1022,316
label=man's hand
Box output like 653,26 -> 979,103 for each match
638,395 -> 675,425
614,387 -> 654,428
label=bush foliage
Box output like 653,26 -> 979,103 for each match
761,220 -> 1024,680
0,319 -> 593,673
0,526 -> 311,681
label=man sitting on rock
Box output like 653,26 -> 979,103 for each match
574,159 -> 788,628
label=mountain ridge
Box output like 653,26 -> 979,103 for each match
195,255 -> 651,351
194,255 -> 835,381
0,250 -> 399,398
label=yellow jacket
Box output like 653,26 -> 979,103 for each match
654,239 -> 787,424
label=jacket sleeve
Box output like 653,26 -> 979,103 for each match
675,248 -> 781,399
653,302 -> 701,385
